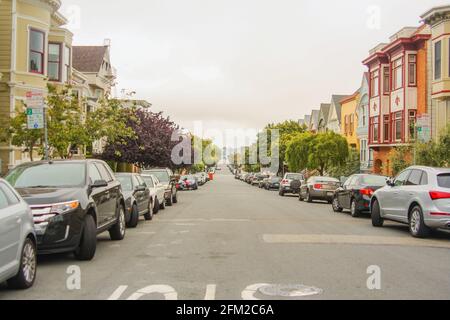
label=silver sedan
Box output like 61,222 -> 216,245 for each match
370,166 -> 450,238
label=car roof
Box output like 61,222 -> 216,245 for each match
115,172 -> 136,176
407,166 -> 450,173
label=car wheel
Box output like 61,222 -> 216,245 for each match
305,190 -> 313,203
127,204 -> 139,228
167,191 -> 174,206
299,192 -> 304,202
7,238 -> 37,289
144,200 -> 153,221
409,205 -> 431,238
160,197 -> 166,210
332,197 -> 343,213
109,205 -> 126,241
371,199 -> 384,227
154,198 -> 160,214
350,200 -> 360,218
279,190 -> 285,197
172,192 -> 178,204
74,214 -> 97,261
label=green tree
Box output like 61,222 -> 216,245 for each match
285,132 -> 315,172
415,124 -> 450,168
46,85 -> 89,159
389,146 -> 413,176
307,132 -> 349,176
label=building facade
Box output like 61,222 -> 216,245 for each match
422,6 -> 450,141
326,95 -> 349,133
0,0 -> 72,175
363,26 -> 431,176
356,73 -> 373,172
340,91 -> 360,151
317,103 -> 331,133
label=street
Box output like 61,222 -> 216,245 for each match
1,169 -> 449,300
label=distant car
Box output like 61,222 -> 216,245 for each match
195,173 -> 207,186
141,174 -> 166,214
332,174 -> 388,217
299,176 -> 340,203
279,173 -> 305,196
252,174 -> 268,186
265,177 -> 282,190
115,173 -> 153,226
6,160 -> 126,261
371,166 -> 450,238
143,168 -> 178,206
0,179 -> 37,289
259,177 -> 270,188
179,175 -> 199,190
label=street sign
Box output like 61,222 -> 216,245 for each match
416,114 -> 431,143
26,91 -> 44,108
27,108 -> 44,130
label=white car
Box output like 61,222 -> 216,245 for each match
371,166 -> 450,238
141,174 -> 166,214
0,179 -> 37,289
279,173 -> 305,196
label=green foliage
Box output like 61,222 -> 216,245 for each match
389,146 -> 413,176
415,124 -> 450,168
285,132 -> 315,172
327,148 -> 360,178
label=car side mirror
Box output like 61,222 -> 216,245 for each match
91,180 -> 108,188
135,185 -> 146,192
387,178 -> 395,187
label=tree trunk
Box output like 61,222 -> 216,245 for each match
29,142 -> 34,162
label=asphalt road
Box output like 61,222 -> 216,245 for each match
1,169 -> 449,300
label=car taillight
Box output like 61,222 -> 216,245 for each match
282,180 -> 288,184
360,189 -> 374,196
429,191 -> 450,200
314,184 -> 323,190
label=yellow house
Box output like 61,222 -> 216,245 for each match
422,6 -> 450,141
0,0 -> 72,175
340,92 -> 360,151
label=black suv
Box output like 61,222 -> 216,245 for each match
142,168 -> 178,206
5,160 -> 126,261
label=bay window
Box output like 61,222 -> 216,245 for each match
408,55 -> 417,86
63,46 -> 71,82
435,41 -> 442,80
383,115 -> 390,142
383,66 -> 390,94
394,112 -> 403,142
370,70 -> 379,97
409,111 -> 416,141
393,58 -> 403,90
29,29 -> 45,74
371,117 -> 379,143
48,43 -> 61,81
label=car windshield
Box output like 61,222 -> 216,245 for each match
286,174 -> 302,180
141,176 -> 154,188
6,163 -> 86,188
116,176 -> 133,191
437,174 -> 450,188
147,171 -> 170,182
270,177 -> 281,182
315,178 -> 339,183
360,175 -> 388,186
181,175 -> 195,180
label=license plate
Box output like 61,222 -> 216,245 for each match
327,192 -> 334,196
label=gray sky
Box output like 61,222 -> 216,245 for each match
61,0 -> 448,146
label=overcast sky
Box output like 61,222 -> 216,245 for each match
61,0 -> 448,147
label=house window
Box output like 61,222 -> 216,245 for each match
29,29 -> 45,74
394,112 -> 403,142
408,55 -> 417,86
349,114 -> 354,135
362,106 -> 367,127
48,43 -> 61,81
63,46 -> 71,82
383,115 -> 390,142
409,111 -> 416,141
344,115 -> 348,135
371,117 -> 379,143
383,66 -> 390,94
361,140 -> 367,162
435,41 -> 442,80
370,70 -> 379,97
393,58 -> 403,90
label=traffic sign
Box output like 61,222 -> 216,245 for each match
27,108 -> 44,130
416,114 -> 431,143
26,91 -> 44,108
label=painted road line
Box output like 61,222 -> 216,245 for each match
262,234 -> 450,249
204,284 -> 217,300
107,285 -> 128,300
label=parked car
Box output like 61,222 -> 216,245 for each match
299,176 -> 340,203
143,168 -> 178,206
259,177 -> 270,188
252,174 -> 268,186
141,174 -> 166,214
195,173 -> 207,186
332,174 -> 388,217
5,160 -> 126,261
179,175 -> 199,190
115,173 -> 153,226
370,166 -> 450,238
265,176 -> 282,190
0,179 -> 37,289
279,173 -> 305,196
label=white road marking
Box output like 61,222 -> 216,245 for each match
204,284 -> 216,300
126,285 -> 178,300
107,285 -> 128,300
262,234 -> 450,249
241,283 -> 270,300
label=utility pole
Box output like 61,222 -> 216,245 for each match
43,104 -> 49,161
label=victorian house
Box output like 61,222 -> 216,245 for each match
363,26 -> 431,176
340,90 -> 360,152
317,103 -> 331,133
356,73 -> 372,172
422,5 -> 450,141
0,0 -> 73,175
326,95 -> 349,133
